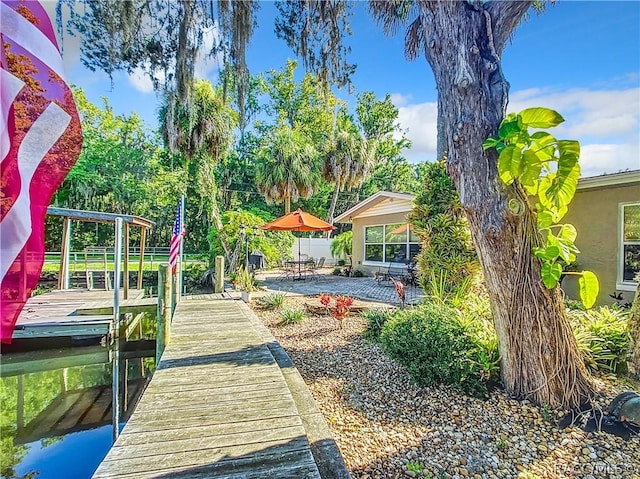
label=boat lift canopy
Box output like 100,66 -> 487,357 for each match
47,207 -> 154,297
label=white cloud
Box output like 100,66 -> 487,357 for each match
580,143 -> 640,178
128,68 -> 156,94
392,99 -> 438,162
390,93 -> 411,107
392,84 -> 640,175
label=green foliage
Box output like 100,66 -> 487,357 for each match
406,461 -> 423,473
361,308 -> 392,341
280,308 -> 306,325
235,265 -> 257,292
568,306 -> 631,374
330,231 -> 353,260
332,266 -> 343,275
379,302 -> 494,397
207,209 -> 294,268
352,269 -> 364,277
256,292 -> 287,310
409,161 -> 479,297
484,107 -> 599,308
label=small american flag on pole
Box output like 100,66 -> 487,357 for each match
168,199 -> 184,273
1,1 -> 82,343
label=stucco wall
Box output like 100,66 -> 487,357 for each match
351,211 -> 412,276
562,182 -> 640,306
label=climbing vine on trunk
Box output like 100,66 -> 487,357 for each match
483,107 -> 599,308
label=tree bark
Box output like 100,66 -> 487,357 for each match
419,1 -> 593,407
628,283 -> 640,379
327,181 -> 341,225
285,195 -> 291,215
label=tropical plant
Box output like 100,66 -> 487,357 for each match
330,231 -> 353,270
380,302 -> 494,397
568,306 -> 631,374
322,109 -> 373,224
409,160 -> 479,299
254,124 -> 319,214
234,265 -> 256,293
361,308 -> 392,342
280,308 -> 306,325
256,292 -> 287,310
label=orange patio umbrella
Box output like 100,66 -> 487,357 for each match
261,209 -> 336,280
390,223 -> 413,235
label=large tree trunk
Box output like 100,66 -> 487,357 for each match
628,283 -> 640,379
419,1 -> 593,408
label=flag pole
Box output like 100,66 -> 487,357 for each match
178,195 -> 185,300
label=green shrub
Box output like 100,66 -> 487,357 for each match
280,308 -> 306,325
257,292 -> 286,310
380,302 -> 490,397
568,306 -> 631,374
352,269 -> 364,277
361,308 -> 392,341
332,266 -> 343,275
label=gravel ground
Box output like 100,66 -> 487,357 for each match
251,296 -> 640,479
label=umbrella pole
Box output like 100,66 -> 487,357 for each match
296,231 -> 303,280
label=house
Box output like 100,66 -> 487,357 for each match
561,170 -> 640,306
334,191 -> 417,276
336,171 -> 639,306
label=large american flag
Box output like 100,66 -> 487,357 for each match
168,199 -> 184,273
0,1 -> 82,342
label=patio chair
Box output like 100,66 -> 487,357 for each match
276,260 -> 296,281
303,257 -> 323,281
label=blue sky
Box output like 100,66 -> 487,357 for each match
49,1 -> 640,178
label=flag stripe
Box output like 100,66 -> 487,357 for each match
0,69 -> 23,161
168,201 -> 183,271
0,2 -> 67,81
0,103 -> 71,279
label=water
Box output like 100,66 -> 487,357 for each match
1,314 -> 157,479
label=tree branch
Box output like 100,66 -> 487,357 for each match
485,1 -> 534,53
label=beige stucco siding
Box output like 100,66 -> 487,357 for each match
562,182 -> 640,305
351,211 -> 411,276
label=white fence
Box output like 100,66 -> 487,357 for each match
293,238 -> 340,266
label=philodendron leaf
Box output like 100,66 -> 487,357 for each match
498,114 -> 521,141
535,245 -> 561,261
541,262 -> 562,289
537,210 -> 554,229
578,270 -> 599,309
497,145 -> 522,184
519,107 -> 565,128
483,136 -> 500,150
557,224 -> 577,243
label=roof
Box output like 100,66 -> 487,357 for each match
47,207 -> 154,229
334,191 -> 415,223
578,170 -> 640,190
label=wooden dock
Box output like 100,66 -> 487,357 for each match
92,298 -> 349,479
12,289 -> 145,339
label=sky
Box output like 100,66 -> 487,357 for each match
48,0 -> 640,178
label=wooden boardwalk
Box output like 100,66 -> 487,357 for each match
92,298 -> 347,479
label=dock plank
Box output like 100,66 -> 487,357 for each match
13,289 -> 144,339
92,299 -> 322,479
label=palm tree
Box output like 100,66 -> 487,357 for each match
255,124 -> 319,214
323,110 -> 374,224
159,80 -> 237,262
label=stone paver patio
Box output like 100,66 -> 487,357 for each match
254,269 -> 424,306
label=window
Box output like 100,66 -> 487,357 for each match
364,224 -> 420,263
620,203 -> 640,286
